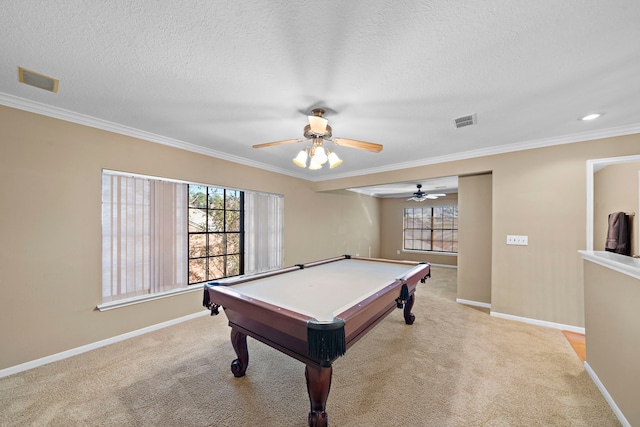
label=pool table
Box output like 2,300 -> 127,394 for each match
203,255 -> 431,427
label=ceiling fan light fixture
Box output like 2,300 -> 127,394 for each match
308,115 -> 328,135
308,158 -> 322,170
293,148 -> 309,168
252,107 -> 382,172
311,145 -> 328,165
327,150 -> 342,168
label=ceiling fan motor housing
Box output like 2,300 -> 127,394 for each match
304,124 -> 332,139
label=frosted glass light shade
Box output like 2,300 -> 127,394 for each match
328,151 -> 342,168
293,149 -> 308,168
312,146 -> 328,165
308,116 -> 328,135
308,159 -> 322,170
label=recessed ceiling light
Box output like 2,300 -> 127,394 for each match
580,113 -> 601,121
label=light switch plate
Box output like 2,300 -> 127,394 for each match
507,235 -> 528,245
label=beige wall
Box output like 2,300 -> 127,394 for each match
457,174 -> 492,304
584,261 -> 640,426
594,161 -> 640,254
3,104 -> 640,424
316,133 -> 640,328
379,194 -> 458,266
0,106 -> 380,369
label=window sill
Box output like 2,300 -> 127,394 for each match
97,284 -> 205,311
402,250 -> 458,257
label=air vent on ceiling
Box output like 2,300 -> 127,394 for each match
18,67 -> 59,93
453,113 -> 477,129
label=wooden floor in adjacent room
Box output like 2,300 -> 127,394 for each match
562,330 -> 586,362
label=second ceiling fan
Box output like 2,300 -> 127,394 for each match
252,108 -> 383,169
407,184 -> 446,202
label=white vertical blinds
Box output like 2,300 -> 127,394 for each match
101,173 -> 187,303
244,191 -> 284,275
101,171 -> 283,304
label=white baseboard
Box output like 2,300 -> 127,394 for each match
0,310 -> 209,379
456,298 -> 491,309
584,362 -> 631,427
429,263 -> 458,269
490,311 -> 585,334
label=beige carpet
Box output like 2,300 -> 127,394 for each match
0,267 -> 620,426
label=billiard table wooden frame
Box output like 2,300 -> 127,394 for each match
203,255 -> 430,426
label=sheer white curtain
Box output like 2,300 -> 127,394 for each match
101,172 -> 187,303
244,191 -> 283,275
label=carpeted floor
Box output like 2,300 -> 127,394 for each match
0,267 -> 620,426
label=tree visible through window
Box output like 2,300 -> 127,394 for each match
188,185 -> 243,284
403,206 -> 458,253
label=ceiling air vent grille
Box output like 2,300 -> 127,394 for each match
453,113 -> 477,129
18,67 -> 59,93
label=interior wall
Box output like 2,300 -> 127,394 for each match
379,194 -> 458,266
3,101 -> 640,376
593,161 -> 640,255
316,132 -> 640,329
0,105 -> 380,370
584,261 -> 640,427
457,173 -> 492,304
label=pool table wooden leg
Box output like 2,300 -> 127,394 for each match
305,364 -> 332,427
230,328 -> 249,377
403,293 -> 416,325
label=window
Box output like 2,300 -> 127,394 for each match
101,173 -> 188,303
101,170 -> 283,306
187,185 -> 243,285
403,206 -> 458,253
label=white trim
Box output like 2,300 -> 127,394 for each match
0,310 -> 209,379
579,250 -> 640,281
490,311 -> 585,334
586,155 -> 640,251
428,263 -> 458,269
0,92 -> 308,180
320,123 -> 640,182
456,298 -> 491,309
102,168 -> 284,198
3,92 -> 640,183
584,362 -> 631,427
403,249 -> 458,257
97,284 -> 204,311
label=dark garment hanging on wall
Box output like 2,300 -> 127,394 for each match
605,212 -> 631,256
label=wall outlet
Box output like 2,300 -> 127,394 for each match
397,250 -> 400,254
506,235 -> 528,245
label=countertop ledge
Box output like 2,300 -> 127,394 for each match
579,250 -> 640,281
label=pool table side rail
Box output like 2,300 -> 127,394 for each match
203,257 -> 430,369
206,285 -> 315,364
338,262 -> 431,349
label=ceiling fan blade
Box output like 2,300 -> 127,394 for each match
333,138 -> 383,153
252,139 -> 303,149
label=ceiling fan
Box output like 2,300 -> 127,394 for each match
407,184 -> 446,202
252,108 -> 383,169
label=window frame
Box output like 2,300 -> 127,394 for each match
98,170 -> 283,311
187,185 -> 245,285
402,205 -> 458,254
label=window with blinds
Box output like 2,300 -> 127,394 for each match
403,206 -> 458,253
101,170 -> 283,305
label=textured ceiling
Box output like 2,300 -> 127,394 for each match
1,1 -> 640,196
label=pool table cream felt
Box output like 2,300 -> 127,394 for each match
228,259 -> 419,322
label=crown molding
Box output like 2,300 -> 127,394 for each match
3,92 -> 639,183
0,92 -> 308,180
315,123 -> 640,181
